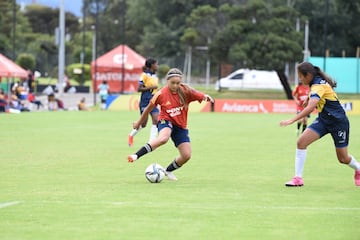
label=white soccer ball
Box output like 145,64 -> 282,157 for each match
145,163 -> 165,183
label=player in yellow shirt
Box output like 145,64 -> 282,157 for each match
128,58 -> 159,146
280,62 -> 360,187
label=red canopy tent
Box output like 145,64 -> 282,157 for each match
92,45 -> 146,93
0,53 -> 28,94
0,53 -> 28,78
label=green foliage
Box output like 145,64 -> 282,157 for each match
0,1 -> 32,57
66,63 -> 91,85
71,30 -> 95,65
294,0 -> 359,57
157,64 -> 170,80
1,0 -> 359,83
27,34 -> 58,76
24,4 -> 79,36
182,5 -> 217,46
16,53 -> 35,70
211,0 -> 303,70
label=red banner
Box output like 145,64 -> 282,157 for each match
212,99 -> 297,113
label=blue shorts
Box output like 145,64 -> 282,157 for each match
139,96 -> 159,115
157,120 -> 190,147
140,105 -> 159,115
308,116 -> 349,148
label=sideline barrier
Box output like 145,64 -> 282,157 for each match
107,93 -> 210,112
106,94 -> 360,115
213,99 -> 296,113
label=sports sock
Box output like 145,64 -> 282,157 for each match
297,122 -> 301,130
302,124 -> 307,132
129,127 -> 141,137
149,124 -> 158,141
348,156 -> 360,171
166,159 -> 181,172
295,148 -> 307,177
135,143 -> 152,159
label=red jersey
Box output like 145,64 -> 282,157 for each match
150,85 -> 205,129
292,84 -> 309,111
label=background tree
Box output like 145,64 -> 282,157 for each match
0,0 -> 32,59
24,4 -> 80,37
1,0 -> 359,86
338,0 -> 360,55
294,0 -> 360,57
210,0 -> 303,98
17,53 -> 35,70
67,63 -> 91,85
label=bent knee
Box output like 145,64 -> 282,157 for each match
182,153 -> 191,161
337,156 -> 351,164
296,139 -> 307,149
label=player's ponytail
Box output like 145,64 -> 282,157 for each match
297,62 -> 337,88
314,66 -> 337,88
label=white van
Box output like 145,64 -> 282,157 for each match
215,69 -> 283,91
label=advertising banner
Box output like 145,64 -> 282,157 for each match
107,95 -> 360,115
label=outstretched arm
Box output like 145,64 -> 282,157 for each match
203,94 -> 214,103
133,102 -> 156,129
280,98 -> 318,127
138,84 -> 158,92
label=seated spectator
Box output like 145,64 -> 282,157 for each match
64,74 -> 72,93
15,81 -> 28,100
0,88 -> 8,113
9,92 -> 30,112
48,93 -> 66,111
78,97 -> 88,111
27,92 -> 43,110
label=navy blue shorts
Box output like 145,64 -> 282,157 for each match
308,117 -> 349,148
140,104 -> 159,115
157,120 -> 190,147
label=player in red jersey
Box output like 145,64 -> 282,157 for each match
127,68 -> 214,180
292,82 -> 310,135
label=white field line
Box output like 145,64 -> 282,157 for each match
7,201 -> 359,212
108,202 -> 360,211
0,201 -> 21,209
250,206 -> 360,211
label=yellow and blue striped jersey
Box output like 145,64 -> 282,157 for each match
139,71 -> 158,95
139,71 -> 159,106
309,76 -> 345,121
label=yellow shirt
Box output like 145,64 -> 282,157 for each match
140,72 -> 158,95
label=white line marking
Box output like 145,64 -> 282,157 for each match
6,200 -> 357,212
0,201 -> 21,209
106,202 -> 360,211
250,206 -> 360,211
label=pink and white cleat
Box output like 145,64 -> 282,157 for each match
285,176 -> 304,187
354,170 -> 360,186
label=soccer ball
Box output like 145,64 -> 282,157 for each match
145,163 -> 165,183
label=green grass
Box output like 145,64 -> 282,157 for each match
1,111 -> 360,239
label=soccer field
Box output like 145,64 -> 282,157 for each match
1,111 -> 359,239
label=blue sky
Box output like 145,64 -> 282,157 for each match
17,0 -> 82,16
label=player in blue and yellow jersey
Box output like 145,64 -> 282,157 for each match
280,62 -> 360,187
128,58 -> 159,146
